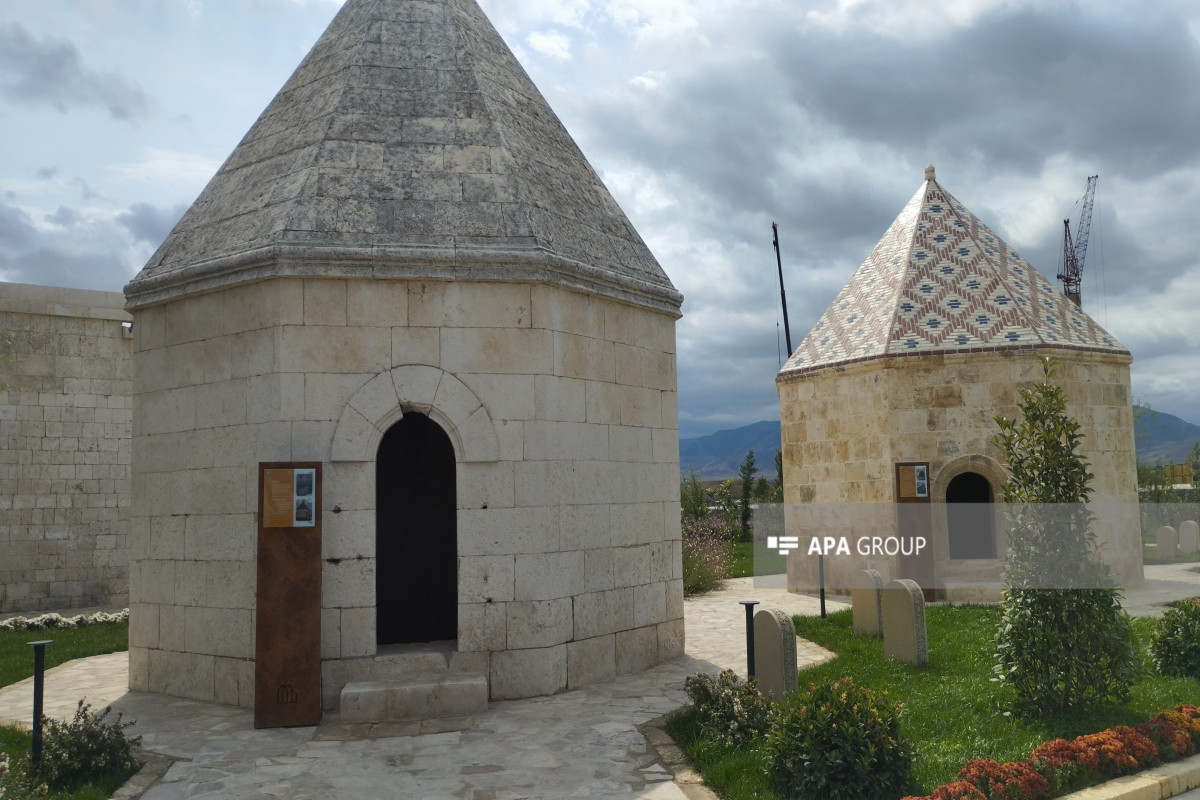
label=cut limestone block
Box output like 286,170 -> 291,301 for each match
1157,526 -> 1178,560
882,579 -> 928,666
1178,520 -> 1199,556
851,569 -> 884,637
753,608 -> 797,700
340,673 -> 488,724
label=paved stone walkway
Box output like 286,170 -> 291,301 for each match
0,567 -> 1195,799
0,578 -> 844,800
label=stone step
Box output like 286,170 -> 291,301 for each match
339,673 -> 488,724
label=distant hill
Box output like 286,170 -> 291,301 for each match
678,410 -> 1199,480
1136,408 -> 1200,465
679,420 -> 781,480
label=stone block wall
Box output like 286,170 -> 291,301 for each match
0,282 -> 132,614
778,348 -> 1141,594
128,277 -> 683,708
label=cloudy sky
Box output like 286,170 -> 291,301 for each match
2,0 -> 1199,439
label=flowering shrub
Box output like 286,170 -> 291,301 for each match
1135,712 -> 1195,759
1,701 -> 140,798
0,609 -> 129,632
909,704 -> 1200,800
682,670 -> 772,749
954,759 -> 1051,800
681,517 -> 735,596
765,677 -> 914,800
1151,597 -> 1200,679
1071,726 -> 1159,778
903,781 -> 986,800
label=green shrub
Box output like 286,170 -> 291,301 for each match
681,516 -> 735,596
992,358 -> 1140,712
994,588 -> 1141,712
682,670 -> 772,749
1151,597 -> 1200,679
765,677 -> 913,800
1,701 -> 140,799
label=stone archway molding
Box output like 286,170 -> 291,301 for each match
331,365 -> 499,463
931,454 -> 1008,504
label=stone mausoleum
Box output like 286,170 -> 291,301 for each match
123,0 -> 684,716
776,167 -> 1141,600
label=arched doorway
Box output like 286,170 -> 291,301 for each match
946,472 -> 995,559
376,412 -> 457,644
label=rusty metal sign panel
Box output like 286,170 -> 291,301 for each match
255,462 -> 322,728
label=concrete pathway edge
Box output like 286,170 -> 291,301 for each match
1057,753 -> 1200,800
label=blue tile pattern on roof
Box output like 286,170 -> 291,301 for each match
781,176 -> 1128,374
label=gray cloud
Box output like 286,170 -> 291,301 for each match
118,202 -> 187,246
0,23 -> 150,121
35,166 -> 59,180
0,247 -> 131,292
0,200 -> 36,250
45,206 -> 82,228
773,8 -> 1200,178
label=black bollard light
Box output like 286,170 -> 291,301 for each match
738,601 -> 758,678
27,639 -> 52,772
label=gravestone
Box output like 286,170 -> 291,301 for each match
753,608 -> 797,700
882,579 -> 928,666
851,569 -> 885,636
1157,526 -> 1178,560
1178,520 -> 1199,557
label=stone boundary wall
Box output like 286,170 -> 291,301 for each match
0,282 -> 133,613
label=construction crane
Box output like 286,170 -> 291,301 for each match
1057,175 -> 1098,307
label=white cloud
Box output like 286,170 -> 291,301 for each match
629,70 -> 667,90
526,30 -> 573,60
805,0 -> 1035,39
110,148 -> 221,191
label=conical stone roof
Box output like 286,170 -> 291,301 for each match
125,0 -> 679,313
779,167 -> 1127,378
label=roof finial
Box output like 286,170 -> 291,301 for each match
925,164 -> 936,182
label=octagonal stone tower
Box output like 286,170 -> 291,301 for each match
776,167 -> 1141,601
124,0 -> 683,712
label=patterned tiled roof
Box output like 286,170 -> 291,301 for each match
780,168 -> 1128,377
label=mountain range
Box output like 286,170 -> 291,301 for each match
680,409 -> 1200,480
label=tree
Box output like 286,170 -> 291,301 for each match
1188,442 -> 1200,491
752,476 -> 773,503
992,358 -> 1140,712
680,467 -> 707,522
738,449 -> 757,541
773,449 -> 784,502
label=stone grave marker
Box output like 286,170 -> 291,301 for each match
1178,520 -> 1199,557
882,579 -> 928,666
1157,526 -> 1178,560
851,569 -> 885,636
753,608 -> 797,700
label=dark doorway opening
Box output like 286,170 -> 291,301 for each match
946,472 -> 995,559
376,413 -> 457,645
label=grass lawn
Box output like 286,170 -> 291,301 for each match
726,541 -> 786,579
0,621 -> 128,689
0,621 -> 131,800
668,605 -> 1200,799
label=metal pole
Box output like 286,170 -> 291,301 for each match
739,601 -> 759,678
772,223 -> 793,357
818,553 -> 827,619
28,640 -> 52,772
